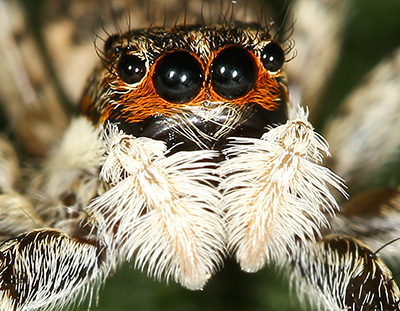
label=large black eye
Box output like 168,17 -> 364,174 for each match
153,51 -> 204,103
117,54 -> 146,84
261,42 -> 285,72
211,46 -> 257,99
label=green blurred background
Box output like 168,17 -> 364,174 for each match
15,0 -> 400,310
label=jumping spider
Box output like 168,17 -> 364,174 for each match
0,0 -> 399,310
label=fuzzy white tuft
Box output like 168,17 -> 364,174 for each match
218,105 -> 347,272
87,124 -> 225,290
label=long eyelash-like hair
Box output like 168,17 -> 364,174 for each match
269,1 -> 297,63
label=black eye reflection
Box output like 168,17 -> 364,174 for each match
211,46 -> 257,100
153,51 -> 204,103
261,42 -> 285,72
117,53 -> 147,84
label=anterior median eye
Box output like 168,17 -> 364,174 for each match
260,42 -> 285,72
153,51 -> 204,103
211,46 -> 257,99
117,54 -> 147,84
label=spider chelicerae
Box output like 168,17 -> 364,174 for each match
0,1 -> 399,311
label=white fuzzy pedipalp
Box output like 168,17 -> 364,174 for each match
218,105 -> 347,272
87,124 -> 225,290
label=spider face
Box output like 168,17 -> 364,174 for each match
81,25 -> 287,154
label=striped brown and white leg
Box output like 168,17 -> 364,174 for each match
291,189 -> 400,311
291,235 -> 400,311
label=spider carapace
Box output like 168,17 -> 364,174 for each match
0,21 -> 399,311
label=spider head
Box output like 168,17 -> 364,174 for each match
80,23 -> 288,157
75,22 -> 347,290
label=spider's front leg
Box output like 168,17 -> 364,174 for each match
0,229 -> 107,311
0,118 -> 113,311
290,188 -> 400,310
292,234 -> 400,311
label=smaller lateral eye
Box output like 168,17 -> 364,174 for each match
104,34 -> 120,53
261,42 -> 285,72
117,54 -> 146,84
